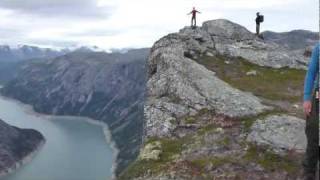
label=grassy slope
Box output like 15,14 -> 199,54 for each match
197,55 -> 305,103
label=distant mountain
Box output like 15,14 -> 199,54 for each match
72,46 -> 106,53
262,30 -> 319,50
0,45 -> 66,62
0,44 -> 145,62
0,45 -> 114,83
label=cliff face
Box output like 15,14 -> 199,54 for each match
1,48 -> 149,175
0,61 -> 21,84
0,119 -> 45,177
119,20 -> 309,179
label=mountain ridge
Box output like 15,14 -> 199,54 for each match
262,30 -> 319,50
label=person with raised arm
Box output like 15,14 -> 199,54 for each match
188,7 -> 201,28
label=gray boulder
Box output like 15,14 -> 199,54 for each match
202,19 -> 256,41
247,115 -> 307,153
202,19 -> 308,69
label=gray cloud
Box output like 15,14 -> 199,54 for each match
0,28 -> 26,38
31,39 -> 79,48
65,29 -> 125,37
0,0 -> 113,18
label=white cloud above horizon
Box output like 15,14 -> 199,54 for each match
0,0 -> 318,50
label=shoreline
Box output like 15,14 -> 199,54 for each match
0,94 -> 120,179
0,139 -> 46,179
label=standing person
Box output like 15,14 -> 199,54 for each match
255,12 -> 264,36
188,7 -> 201,28
303,43 -> 319,180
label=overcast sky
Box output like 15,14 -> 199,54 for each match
0,0 -> 318,50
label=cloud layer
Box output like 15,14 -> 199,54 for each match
0,0 -> 318,50
0,0 -> 113,18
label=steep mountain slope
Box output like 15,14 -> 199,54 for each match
0,119 -> 45,177
0,61 -> 22,84
119,19 -> 309,180
1,48 -> 149,175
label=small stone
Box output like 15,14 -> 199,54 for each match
246,70 -> 257,76
293,104 -> 299,109
206,52 -> 214,57
215,127 -> 224,133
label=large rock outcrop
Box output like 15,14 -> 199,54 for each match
145,19 -> 307,138
120,19 -> 309,179
1,49 -> 149,175
0,119 -> 45,177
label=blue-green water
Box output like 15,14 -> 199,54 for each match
0,96 -> 114,180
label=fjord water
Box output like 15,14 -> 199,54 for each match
0,95 -> 114,180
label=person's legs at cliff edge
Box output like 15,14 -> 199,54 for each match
256,23 -> 260,36
302,91 -> 319,180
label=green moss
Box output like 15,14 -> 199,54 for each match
239,109 -> 285,133
184,116 -> 196,124
183,108 -> 213,125
191,157 -> 229,180
146,137 -> 191,162
145,136 -> 160,144
197,55 -> 305,102
169,119 -> 177,125
217,136 -> 231,147
191,156 -> 235,170
159,138 -> 186,161
118,159 -> 165,180
243,144 -> 300,174
198,108 -> 211,115
197,124 -> 218,136
119,136 -> 193,179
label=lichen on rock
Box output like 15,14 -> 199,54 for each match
139,141 -> 162,161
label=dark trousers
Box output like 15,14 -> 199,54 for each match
303,91 -> 319,174
256,23 -> 260,35
191,16 -> 196,27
